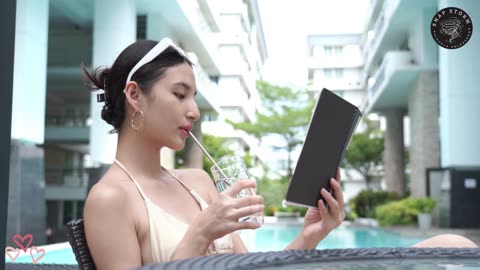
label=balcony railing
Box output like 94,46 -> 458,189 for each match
178,0 -> 214,34
363,0 -> 401,74
46,115 -> 90,127
192,61 -> 222,113
367,50 -> 413,105
369,62 -> 386,98
45,168 -> 89,187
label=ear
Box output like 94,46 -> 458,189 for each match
124,81 -> 143,111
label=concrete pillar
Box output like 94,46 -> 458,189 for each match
7,141 -> 47,246
383,109 -> 406,196
11,0 -> 49,144
408,71 -> 440,197
6,0 -> 49,247
184,121 -> 204,169
90,0 -> 136,164
439,0 -> 480,167
160,148 -> 176,170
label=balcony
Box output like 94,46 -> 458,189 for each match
198,0 -> 221,32
45,168 -> 89,200
362,51 -> 424,114
362,0 -> 437,79
364,0 -> 384,33
214,0 -> 251,32
45,115 -> 90,143
191,57 -> 223,114
137,0 -> 222,74
217,74 -> 256,122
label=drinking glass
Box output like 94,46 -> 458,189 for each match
211,156 -> 264,225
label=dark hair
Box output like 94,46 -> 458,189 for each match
81,40 -> 193,134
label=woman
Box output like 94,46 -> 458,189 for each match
82,38 -> 476,270
82,38 -> 345,270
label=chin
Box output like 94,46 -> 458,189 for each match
169,140 -> 186,151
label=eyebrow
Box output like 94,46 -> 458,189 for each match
173,82 -> 197,96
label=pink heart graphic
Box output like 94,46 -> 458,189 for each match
13,233 -> 33,252
5,246 -> 20,262
29,246 -> 46,264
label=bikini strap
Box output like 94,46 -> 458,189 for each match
162,167 -> 209,210
114,159 -> 150,202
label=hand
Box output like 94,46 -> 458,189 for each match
301,167 -> 345,248
192,179 -> 264,244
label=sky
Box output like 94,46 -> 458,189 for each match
257,0 -> 370,88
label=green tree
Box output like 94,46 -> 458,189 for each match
342,119 -> 384,188
226,81 -> 315,178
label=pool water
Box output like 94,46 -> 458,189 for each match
5,245 -> 77,264
239,225 -> 425,252
6,225 -> 424,265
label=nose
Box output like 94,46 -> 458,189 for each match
187,100 -> 200,122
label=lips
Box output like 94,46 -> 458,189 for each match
180,125 -> 192,133
179,125 -> 192,137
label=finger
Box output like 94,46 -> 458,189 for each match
330,178 -> 344,207
336,167 -> 341,182
233,204 -> 264,219
224,179 -> 256,198
317,198 -> 328,218
232,220 -> 262,231
321,188 -> 340,213
232,195 -> 263,208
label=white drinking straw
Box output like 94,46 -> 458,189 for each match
189,131 -> 228,179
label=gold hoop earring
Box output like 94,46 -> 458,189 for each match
131,110 -> 145,131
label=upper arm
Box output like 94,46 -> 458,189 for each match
83,183 -> 142,270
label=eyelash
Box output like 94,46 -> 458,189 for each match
174,93 -> 186,100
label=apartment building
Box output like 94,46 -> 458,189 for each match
7,0 -> 267,245
306,34 -> 372,202
307,34 -> 365,106
361,0 -> 480,226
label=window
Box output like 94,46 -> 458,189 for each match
335,68 -> 344,79
324,46 -> 332,56
324,69 -> 333,79
324,46 -> 343,57
335,46 -> 343,56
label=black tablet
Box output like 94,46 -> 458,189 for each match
284,88 -> 362,208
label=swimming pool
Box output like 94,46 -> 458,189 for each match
239,224 -> 425,252
5,225 -> 424,265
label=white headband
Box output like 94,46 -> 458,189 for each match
125,37 -> 192,86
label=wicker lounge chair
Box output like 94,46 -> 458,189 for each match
65,219 -> 96,270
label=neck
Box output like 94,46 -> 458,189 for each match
115,127 -> 164,179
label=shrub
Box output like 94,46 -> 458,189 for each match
348,190 -> 401,218
264,205 -> 278,216
414,197 -> 437,213
276,206 -> 308,217
375,197 -> 437,226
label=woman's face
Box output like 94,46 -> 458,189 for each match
141,62 -> 200,150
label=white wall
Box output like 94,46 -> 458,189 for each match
11,0 -> 49,144
439,0 -> 480,167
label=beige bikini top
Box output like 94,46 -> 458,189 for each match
114,159 -> 233,263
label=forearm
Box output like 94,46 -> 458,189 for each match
284,230 -> 325,250
170,228 -> 211,261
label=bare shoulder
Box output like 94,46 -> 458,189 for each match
83,172 -> 142,269
84,173 -> 132,218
